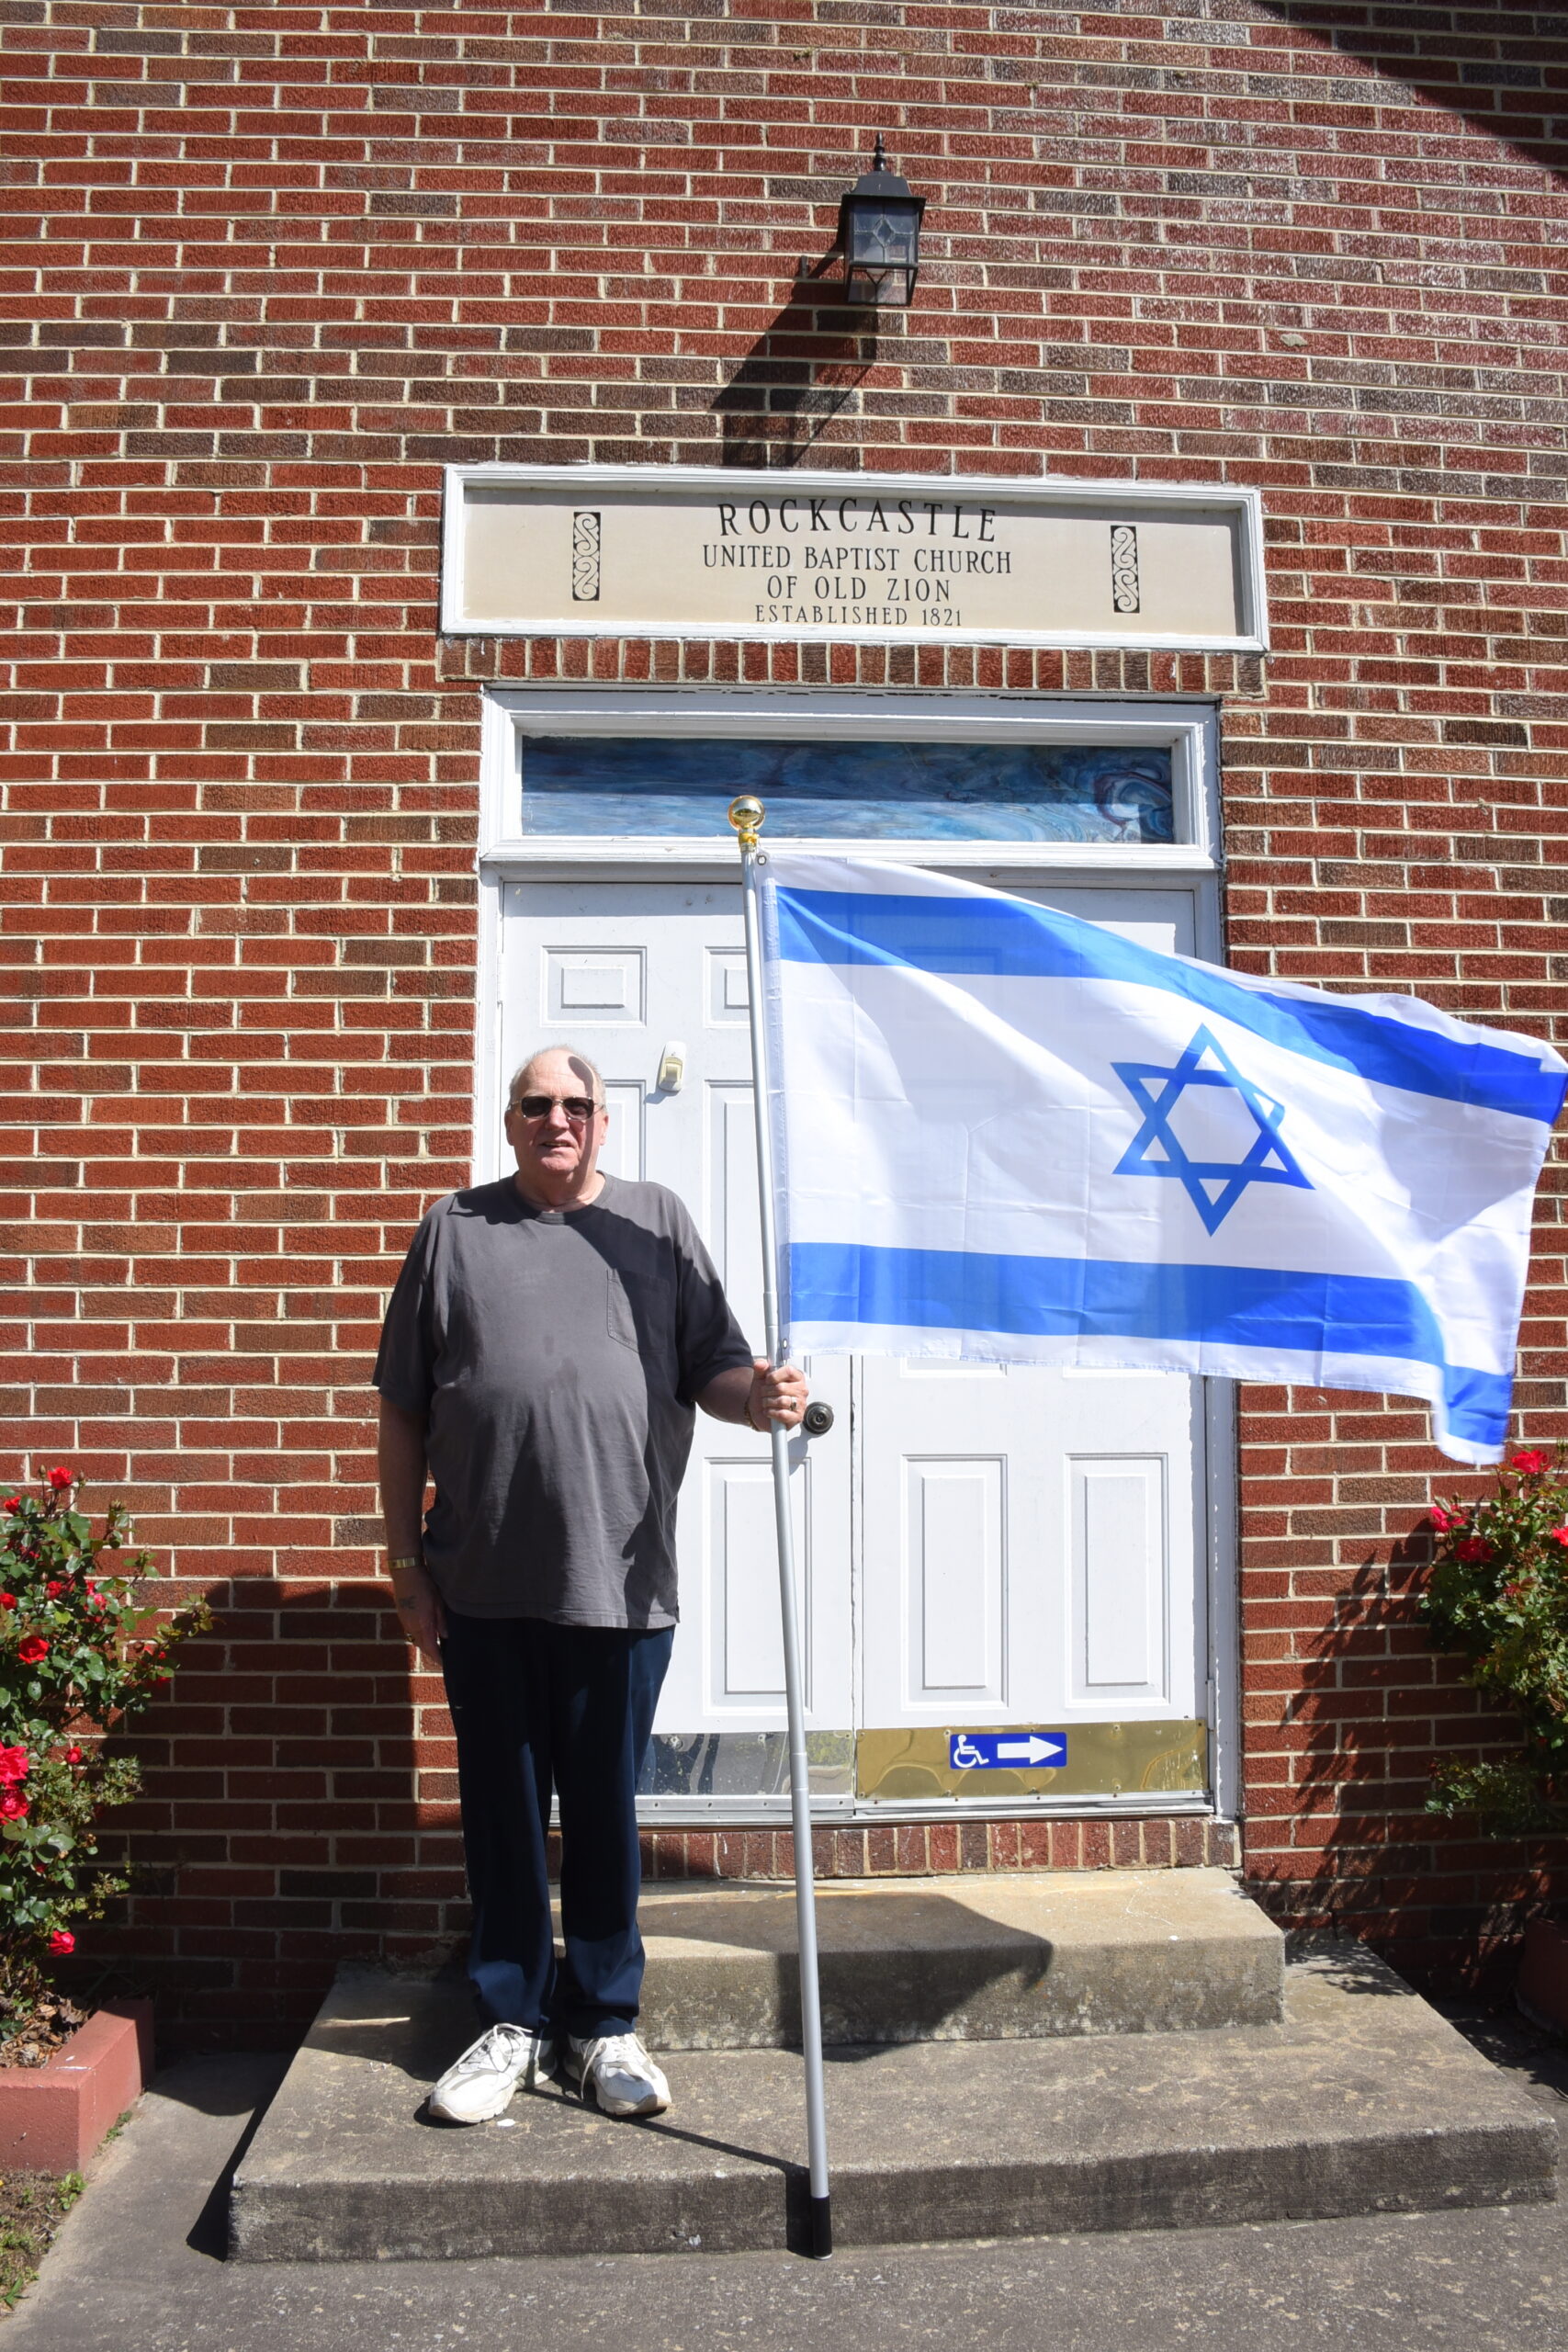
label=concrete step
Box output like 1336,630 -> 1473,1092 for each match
637,1868 -> 1283,2045
230,1949 -> 1555,2260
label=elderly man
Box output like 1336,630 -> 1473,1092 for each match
375,1046 -> 806,2126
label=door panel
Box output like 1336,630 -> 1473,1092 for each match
706,1082 -> 765,1329
598,1080 -> 646,1181
544,945 -> 646,1023
706,946 -> 751,1026
717,1466 -> 787,1699
1070,1454 -> 1168,1702
907,1456 -> 1005,1704
710,1454 -> 812,1704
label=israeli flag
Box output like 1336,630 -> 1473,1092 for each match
760,854 -> 1566,1465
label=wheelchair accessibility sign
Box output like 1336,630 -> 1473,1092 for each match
949,1731 -> 1067,1770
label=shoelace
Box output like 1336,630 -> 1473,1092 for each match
582,2032 -> 647,2075
457,2024 -> 532,2075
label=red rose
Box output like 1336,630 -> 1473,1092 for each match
0,1791 -> 28,1821
1455,1537 -> 1492,1563
1552,1527 -> 1568,1547
0,1746 -> 28,1783
0,1497 -> 18,1514
1512,1450 -> 1551,1475
65,1747 -> 82,1764
44,1581 -> 62,1598
48,1930 -> 73,1956
1430,1506 -> 1460,1532
47,1467 -> 73,1491
16,1634 -> 48,1664
0,1595 -> 15,1611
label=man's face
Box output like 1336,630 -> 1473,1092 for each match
504,1049 -> 608,1203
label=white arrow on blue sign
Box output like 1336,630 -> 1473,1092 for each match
949,1731 -> 1067,1770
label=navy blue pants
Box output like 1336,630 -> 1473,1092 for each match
439,1610 -> 673,2040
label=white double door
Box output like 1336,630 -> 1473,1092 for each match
498,877 -> 1207,1754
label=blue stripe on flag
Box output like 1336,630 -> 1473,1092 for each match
786,1240 -> 1512,1450
773,887 -> 1565,1125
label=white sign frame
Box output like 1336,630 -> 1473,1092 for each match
441,463 -> 1269,655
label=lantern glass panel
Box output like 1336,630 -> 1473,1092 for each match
843,193 -> 921,304
849,200 -> 919,268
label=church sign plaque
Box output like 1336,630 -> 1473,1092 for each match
441,465 -> 1269,654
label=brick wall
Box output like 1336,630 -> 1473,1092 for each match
3,0 -> 1565,2042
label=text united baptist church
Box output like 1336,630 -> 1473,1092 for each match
705,492 -> 1013,628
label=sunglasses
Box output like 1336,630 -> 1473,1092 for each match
510,1093 -> 602,1123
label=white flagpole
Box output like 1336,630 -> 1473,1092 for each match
728,794 -> 832,2261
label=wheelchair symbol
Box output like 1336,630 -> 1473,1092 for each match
952,1736 -> 986,1771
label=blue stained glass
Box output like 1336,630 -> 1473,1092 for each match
517,737 -> 1176,845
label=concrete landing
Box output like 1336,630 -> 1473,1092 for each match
229,1950 -> 1555,2260
637,1869 -> 1283,2045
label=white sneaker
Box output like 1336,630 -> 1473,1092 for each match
564,2030 -> 671,2118
428,2023 -> 557,2123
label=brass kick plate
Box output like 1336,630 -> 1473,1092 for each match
854,1720 -> 1208,1802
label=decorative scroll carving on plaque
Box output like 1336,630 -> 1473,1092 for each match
571,509 -> 601,603
1110,522 -> 1140,615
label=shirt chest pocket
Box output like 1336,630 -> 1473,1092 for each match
607,1264 -> 674,1356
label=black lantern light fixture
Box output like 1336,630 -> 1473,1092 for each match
835,135 -> 925,307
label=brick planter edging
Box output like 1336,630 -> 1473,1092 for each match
0,1999 -> 153,2175
1517,1920 -> 1568,2035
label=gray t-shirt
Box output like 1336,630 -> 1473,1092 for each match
373,1175 -> 754,1626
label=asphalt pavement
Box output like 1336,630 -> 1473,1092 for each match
9,2006 -> 1568,2352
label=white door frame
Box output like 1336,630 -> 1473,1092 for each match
473,686 -> 1240,1826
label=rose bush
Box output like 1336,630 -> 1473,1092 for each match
1422,1445 -> 1568,1836
0,1469 -> 209,2039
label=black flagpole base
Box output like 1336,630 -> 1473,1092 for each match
808,2194 -> 833,2259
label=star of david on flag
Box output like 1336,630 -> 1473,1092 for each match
1112,1024 -> 1314,1234
755,853 -> 1567,1464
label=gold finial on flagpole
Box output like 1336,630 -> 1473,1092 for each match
728,795 -> 765,850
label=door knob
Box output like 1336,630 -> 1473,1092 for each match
802,1401 -> 834,1437
656,1041 -> 685,1092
